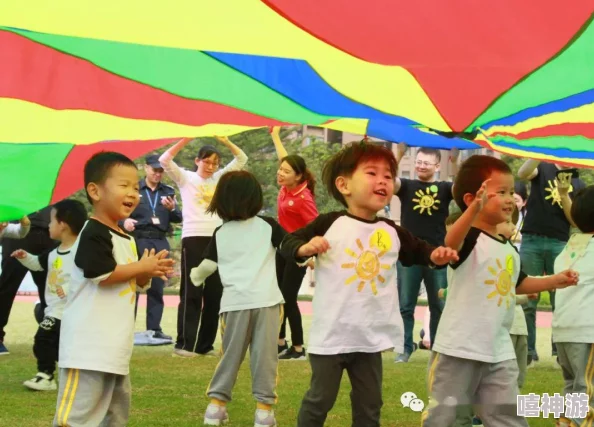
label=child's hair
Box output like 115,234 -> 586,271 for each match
511,205 -> 520,225
281,155 -> 316,196
445,211 -> 463,226
84,152 -> 137,204
322,140 -> 398,207
570,185 -> 594,233
453,155 -> 512,211
53,199 -> 88,235
197,145 -> 222,161
417,148 -> 441,163
206,171 -> 263,221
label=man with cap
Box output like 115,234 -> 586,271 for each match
122,154 -> 182,342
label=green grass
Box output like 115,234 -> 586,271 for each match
1,302 -> 562,426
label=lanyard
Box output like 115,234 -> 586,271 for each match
145,189 -> 159,217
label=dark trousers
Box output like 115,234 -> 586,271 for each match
397,262 -> 447,354
0,228 -> 55,342
134,237 -> 169,332
175,236 -> 223,354
276,254 -> 306,347
34,316 -> 60,375
520,234 -> 564,356
298,352 -> 383,427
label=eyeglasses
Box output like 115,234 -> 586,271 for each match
201,160 -> 220,169
415,161 -> 438,167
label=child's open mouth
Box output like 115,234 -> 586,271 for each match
123,202 -> 134,208
374,189 -> 387,197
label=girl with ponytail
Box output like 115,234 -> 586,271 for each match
270,127 -> 319,360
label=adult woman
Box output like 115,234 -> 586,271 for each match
270,127 -> 318,360
159,136 -> 247,357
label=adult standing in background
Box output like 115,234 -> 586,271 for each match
122,154 -> 182,342
160,136 -> 248,357
270,127 -> 318,361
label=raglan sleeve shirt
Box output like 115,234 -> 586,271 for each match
75,226 -> 117,284
190,227 -> 221,286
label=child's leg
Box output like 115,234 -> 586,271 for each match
207,310 -> 252,404
511,334 -> 528,389
421,352 -> 480,427
53,369 -> 117,427
556,342 -> 594,426
297,354 -> 344,427
33,317 -> 60,375
475,359 -> 528,427
249,305 -> 282,406
345,352 -> 382,427
104,374 -> 131,427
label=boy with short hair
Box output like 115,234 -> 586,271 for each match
53,152 -> 174,427
552,185 -> 594,427
280,141 -> 459,427
12,200 -> 87,391
422,155 -> 579,427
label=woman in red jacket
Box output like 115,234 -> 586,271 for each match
271,127 -> 318,360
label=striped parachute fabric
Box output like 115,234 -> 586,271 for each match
0,0 -> 592,220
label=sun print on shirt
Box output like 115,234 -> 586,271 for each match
118,241 -> 138,304
412,185 -> 440,215
48,256 -> 66,299
544,179 -> 573,207
196,183 -> 216,207
341,230 -> 392,295
484,254 -> 515,308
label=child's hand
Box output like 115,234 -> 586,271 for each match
306,258 -> 315,270
297,237 -> 330,258
472,179 -> 496,211
56,286 -> 66,299
139,249 -> 175,281
11,249 -> 27,259
552,269 -> 579,289
20,216 -> 31,227
430,246 -> 459,266
527,293 -> 539,300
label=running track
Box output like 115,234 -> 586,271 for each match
14,294 -> 554,327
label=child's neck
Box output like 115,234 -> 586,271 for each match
92,210 -> 121,231
58,233 -> 77,250
472,217 -> 498,237
347,206 -> 377,221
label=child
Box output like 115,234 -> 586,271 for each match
11,200 -> 87,391
423,155 -> 579,427
279,141 -> 459,427
190,171 -> 299,427
53,152 -> 174,427
552,185 -> 594,427
0,216 -> 31,240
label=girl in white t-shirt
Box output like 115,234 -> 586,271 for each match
159,136 -> 247,357
190,171 -> 301,427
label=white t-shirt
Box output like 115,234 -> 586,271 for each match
281,212 -> 437,355
159,150 -> 248,238
59,219 -> 138,375
18,247 -> 73,320
553,234 -> 594,343
433,228 -> 527,363
196,216 -> 286,313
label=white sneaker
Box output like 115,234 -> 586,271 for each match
203,404 -> 229,426
23,372 -> 57,391
254,408 -> 277,427
173,348 -> 198,358
200,350 -> 218,357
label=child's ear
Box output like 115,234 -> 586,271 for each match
462,192 -> 474,208
335,176 -> 350,197
86,183 -> 101,203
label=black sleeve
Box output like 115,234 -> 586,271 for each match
396,177 -> 409,197
279,212 -> 342,262
37,249 -> 51,271
74,223 -> 117,280
259,216 -> 287,249
202,227 -> 220,262
449,227 -> 482,270
516,266 -> 528,288
381,219 -> 437,267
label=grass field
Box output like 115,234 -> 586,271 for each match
1,301 -> 563,426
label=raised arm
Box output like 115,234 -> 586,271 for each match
448,148 -> 461,178
215,136 -> 248,172
445,180 -> 491,250
517,159 -> 540,181
159,138 -> 193,185
270,127 -> 289,160
557,172 -> 577,227
2,221 -> 30,239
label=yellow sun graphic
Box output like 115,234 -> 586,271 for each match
341,236 -> 391,295
544,179 -> 573,207
47,257 -> 65,294
412,186 -> 440,215
484,254 -> 515,308
196,184 -> 215,207
118,257 -> 137,303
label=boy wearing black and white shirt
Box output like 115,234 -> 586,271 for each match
423,156 -> 579,427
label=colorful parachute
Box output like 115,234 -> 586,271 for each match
0,1 -> 593,220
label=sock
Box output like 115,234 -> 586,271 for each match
210,398 -> 227,407
256,402 -> 272,411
